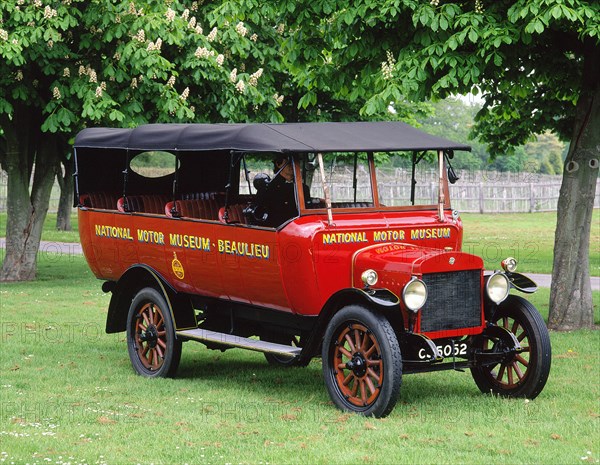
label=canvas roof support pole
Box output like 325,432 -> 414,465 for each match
170,152 -> 181,217
367,152 -> 380,207
122,149 -> 130,206
317,152 -> 333,227
438,149 -> 445,223
73,147 -> 81,206
224,151 -> 239,222
410,151 -> 427,205
241,154 -> 252,195
353,152 -> 358,203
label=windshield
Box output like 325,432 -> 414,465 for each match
301,152 -> 374,209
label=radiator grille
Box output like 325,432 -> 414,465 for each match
419,270 -> 482,332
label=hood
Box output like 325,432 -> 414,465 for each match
352,243 -> 483,288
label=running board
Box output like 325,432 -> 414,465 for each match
176,328 -> 302,357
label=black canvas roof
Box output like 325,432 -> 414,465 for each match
74,122 -> 471,153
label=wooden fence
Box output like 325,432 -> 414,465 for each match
1,169 -> 599,214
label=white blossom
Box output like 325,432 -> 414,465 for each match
131,77 -> 138,89
133,29 -> 145,42
216,54 -> 224,66
89,69 -> 97,83
63,68 -> 70,77
276,23 -> 285,35
235,22 -> 247,37
34,0 -> 42,8
147,38 -> 162,52
194,46 -> 212,59
381,50 -> 395,80
235,80 -> 245,93
180,87 -> 190,101
188,17 -> 197,29
43,6 -> 58,19
273,93 -> 284,105
78,65 -> 86,76
16,70 -> 23,81
250,33 -> 258,42
0,29 -> 8,41
95,86 -> 103,98
47,40 -> 53,49
53,87 -> 61,100
165,8 -> 176,22
166,75 -> 176,87
248,68 -> 263,87
207,27 -> 217,42
229,68 -> 237,83
181,9 -> 189,21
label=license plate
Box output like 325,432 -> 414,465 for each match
419,339 -> 469,360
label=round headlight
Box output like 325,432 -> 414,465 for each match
486,272 -> 510,304
403,278 -> 428,312
361,269 -> 378,287
501,257 -> 518,273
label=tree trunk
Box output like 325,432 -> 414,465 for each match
549,42 -> 599,330
0,106 -> 57,282
56,157 -> 74,231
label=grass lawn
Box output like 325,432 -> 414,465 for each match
1,254 -> 599,464
460,210 -> 600,275
1,210 -> 599,463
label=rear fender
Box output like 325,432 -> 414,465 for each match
105,265 -> 196,334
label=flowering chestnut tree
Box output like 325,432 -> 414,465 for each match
0,0 -> 288,281
265,0 -> 599,330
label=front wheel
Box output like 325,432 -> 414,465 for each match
471,295 -> 551,399
126,287 -> 182,378
322,305 -> 402,418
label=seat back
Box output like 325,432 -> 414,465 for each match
117,195 -> 170,214
218,204 -> 248,224
80,192 -> 119,210
166,198 -> 221,220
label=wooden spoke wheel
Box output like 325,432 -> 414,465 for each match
322,305 -> 402,418
126,287 -> 182,378
471,295 -> 551,399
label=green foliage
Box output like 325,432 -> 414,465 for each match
0,0 -> 294,137
269,0 -> 599,155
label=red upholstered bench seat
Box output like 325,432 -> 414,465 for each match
79,192 -> 119,210
117,194 -> 171,214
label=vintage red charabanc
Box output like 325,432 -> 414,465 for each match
74,122 -> 551,417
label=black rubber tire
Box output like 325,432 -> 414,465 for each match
322,305 -> 402,418
126,287 -> 182,378
471,295 -> 551,399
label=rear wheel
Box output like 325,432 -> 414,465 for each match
126,287 -> 182,378
322,305 -> 402,418
471,295 -> 551,398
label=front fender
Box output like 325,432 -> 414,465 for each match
507,272 -> 538,293
298,287 -> 402,363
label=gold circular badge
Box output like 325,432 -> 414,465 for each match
171,252 -> 185,279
